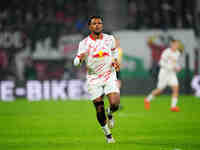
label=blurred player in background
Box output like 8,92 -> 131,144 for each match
73,16 -> 120,143
147,35 -> 167,82
115,39 -> 123,89
115,45 -> 123,109
144,39 -> 184,112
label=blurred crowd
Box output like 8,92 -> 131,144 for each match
0,0 -> 96,50
127,0 -> 195,30
0,0 -> 96,81
0,0 -> 196,51
0,0 -> 197,81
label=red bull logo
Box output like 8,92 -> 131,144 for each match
92,50 -> 109,58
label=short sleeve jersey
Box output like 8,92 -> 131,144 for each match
76,33 -> 117,84
159,48 -> 181,72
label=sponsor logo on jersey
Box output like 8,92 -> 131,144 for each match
92,50 -> 109,58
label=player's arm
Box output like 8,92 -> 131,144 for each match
74,41 -> 87,67
74,53 -> 86,66
111,37 -> 120,71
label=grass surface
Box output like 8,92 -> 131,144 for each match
0,95 -> 200,150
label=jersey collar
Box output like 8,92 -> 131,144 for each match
89,33 -> 103,41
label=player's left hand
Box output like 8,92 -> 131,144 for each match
112,59 -> 120,72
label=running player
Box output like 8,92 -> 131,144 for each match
144,39 -> 183,112
73,16 -> 120,143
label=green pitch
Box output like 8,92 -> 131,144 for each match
0,95 -> 200,150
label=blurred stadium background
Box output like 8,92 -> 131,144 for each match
0,0 -> 200,100
0,0 -> 200,149
0,0 -> 200,101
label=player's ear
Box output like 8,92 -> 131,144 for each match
88,25 -> 92,31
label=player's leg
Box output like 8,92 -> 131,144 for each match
87,83 -> 114,143
144,70 -> 167,110
170,75 -> 180,112
93,96 -> 115,143
93,96 -> 111,138
104,77 -> 120,129
144,88 -> 163,110
106,92 -> 120,128
107,92 -> 120,112
93,96 -> 106,126
89,84 -> 114,143
170,85 -> 179,112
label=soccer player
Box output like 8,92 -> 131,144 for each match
73,16 -> 120,143
144,39 -> 183,112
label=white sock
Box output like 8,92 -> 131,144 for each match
102,124 -> 111,135
146,94 -> 154,102
171,97 -> 178,108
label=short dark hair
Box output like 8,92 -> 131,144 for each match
88,16 -> 104,25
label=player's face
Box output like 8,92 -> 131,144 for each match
89,18 -> 103,35
171,41 -> 179,51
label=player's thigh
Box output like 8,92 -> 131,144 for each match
87,83 -> 104,101
107,92 -> 120,105
104,79 -> 120,95
168,74 -> 179,87
157,74 -> 168,90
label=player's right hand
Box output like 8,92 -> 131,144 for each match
74,53 -> 86,66
79,53 -> 86,61
112,59 -> 120,72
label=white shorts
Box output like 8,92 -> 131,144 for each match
157,69 -> 179,90
87,78 -> 120,101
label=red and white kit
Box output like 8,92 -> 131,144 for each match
75,33 -> 119,100
158,48 -> 181,89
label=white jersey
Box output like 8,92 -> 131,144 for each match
75,33 -> 118,85
159,48 -> 181,73
157,48 -> 181,89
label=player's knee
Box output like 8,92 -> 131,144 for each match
93,101 -> 106,126
110,93 -> 120,105
94,101 -> 104,112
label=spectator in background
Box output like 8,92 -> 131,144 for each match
152,11 -> 161,28
75,15 -> 87,33
161,1 -> 173,29
184,9 -> 193,28
147,35 -> 167,81
24,56 -> 37,80
0,49 -> 8,80
127,0 -> 139,29
137,0 -> 150,29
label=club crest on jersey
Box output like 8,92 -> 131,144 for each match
92,50 -> 109,58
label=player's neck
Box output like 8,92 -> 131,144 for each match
90,32 -> 103,40
171,47 -> 177,52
